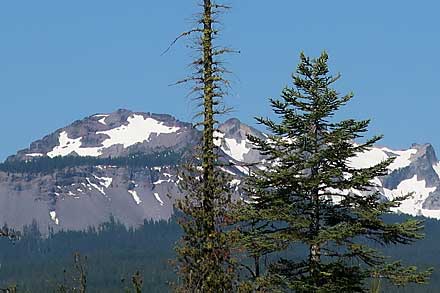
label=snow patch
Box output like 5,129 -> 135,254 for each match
230,179 -> 241,186
93,175 -> 113,188
86,177 -> 106,195
26,153 -> 44,157
128,190 -> 142,205
48,131 -> 102,158
235,165 -> 249,175
349,146 -> 417,171
47,115 -> 180,158
214,130 -> 225,147
50,211 -> 59,225
95,114 -> 109,125
382,147 -> 418,170
230,179 -> 241,191
223,138 -> 250,161
383,175 -> 439,219
220,167 -> 237,176
153,192 -> 164,206
153,179 -> 171,185
97,114 -> 180,149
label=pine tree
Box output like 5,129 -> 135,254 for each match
131,271 -> 143,293
237,52 -> 432,292
170,1 -> 237,292
57,253 -> 88,293
0,224 -> 18,241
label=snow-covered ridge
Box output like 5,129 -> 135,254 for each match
349,146 -> 417,172
215,130 -> 252,162
47,114 -> 181,158
97,115 -> 180,149
383,175 -> 439,218
216,122 -> 440,220
347,144 -> 440,219
6,109 -> 440,228
215,118 -> 266,165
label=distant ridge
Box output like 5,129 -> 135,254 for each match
0,109 -> 440,233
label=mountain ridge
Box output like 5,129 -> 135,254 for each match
1,109 -> 440,233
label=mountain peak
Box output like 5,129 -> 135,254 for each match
9,110 -> 198,161
219,118 -> 264,141
410,143 -> 438,165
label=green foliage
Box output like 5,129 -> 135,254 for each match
0,150 -> 181,174
0,218 -> 181,292
56,253 -> 87,293
0,284 -> 17,293
0,224 -> 19,241
173,0 -> 237,292
235,52 -> 431,292
0,215 -> 439,292
131,271 -> 143,293
175,161 -> 236,292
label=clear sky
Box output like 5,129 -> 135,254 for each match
0,1 -> 439,161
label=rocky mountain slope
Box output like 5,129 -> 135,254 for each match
0,110 -> 263,232
1,109 -> 440,232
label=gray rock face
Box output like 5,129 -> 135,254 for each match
2,109 -> 440,232
0,110 -> 261,232
363,143 -> 440,216
0,165 -> 178,232
383,144 -> 439,189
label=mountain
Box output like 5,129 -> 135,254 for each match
350,143 -> 440,218
0,110 -> 262,232
1,109 -> 440,232
9,109 -> 199,161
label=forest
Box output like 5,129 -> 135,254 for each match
0,217 -> 180,292
0,215 -> 438,292
0,150 -> 182,174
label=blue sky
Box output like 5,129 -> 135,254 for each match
0,1 -> 439,161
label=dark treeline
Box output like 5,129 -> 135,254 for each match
0,214 -> 439,292
375,214 -> 440,293
0,150 -> 182,174
0,217 -> 181,292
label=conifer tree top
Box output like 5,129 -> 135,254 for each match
237,52 -> 432,292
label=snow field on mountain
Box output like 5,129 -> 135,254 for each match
349,146 -> 417,171
214,130 -> 252,161
48,131 -> 102,157
222,138 -> 250,161
97,115 -> 180,148
48,115 -> 180,158
382,175 -> 440,218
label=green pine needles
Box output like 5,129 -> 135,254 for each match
171,2 -> 431,292
236,52 -> 432,292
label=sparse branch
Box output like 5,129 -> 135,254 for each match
161,29 -> 202,56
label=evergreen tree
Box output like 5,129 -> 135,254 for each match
237,52 -> 431,292
0,224 -> 19,242
170,0 -> 237,292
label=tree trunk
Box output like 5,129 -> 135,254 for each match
202,0 -> 215,233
